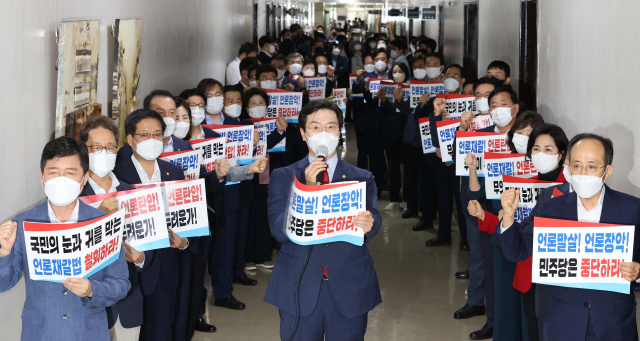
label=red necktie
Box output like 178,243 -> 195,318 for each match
321,170 -> 329,279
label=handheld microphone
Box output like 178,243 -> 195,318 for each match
316,145 -> 329,184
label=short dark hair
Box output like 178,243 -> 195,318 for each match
125,108 -> 166,137
393,62 -> 411,83
280,29 -> 290,37
178,88 -> 205,102
411,56 -> 426,68
242,88 -> 269,112
488,86 -> 518,106
419,37 -> 437,52
239,57 -> 260,74
487,60 -> 511,78
173,97 -> 193,140
303,57 -> 317,75
79,116 -> 120,144
40,136 -> 90,174
248,63 -> 261,78
271,53 -> 287,63
473,77 -> 504,93
425,53 -> 444,66
567,133 -> 614,167
374,49 -> 388,59
445,63 -> 464,75
258,35 -> 273,48
507,111 -> 544,152
256,64 -> 278,79
390,39 -> 408,51
462,78 -> 478,91
414,48 -> 430,57
525,123 -> 569,168
223,85 -> 241,97
196,78 -> 223,95
238,42 -> 259,56
143,90 -> 173,109
362,52 -> 375,63
298,100 -> 343,132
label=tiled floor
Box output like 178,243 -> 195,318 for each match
193,123 -> 482,341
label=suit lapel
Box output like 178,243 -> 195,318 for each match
562,192 -> 579,221
295,157 -> 311,184
118,157 -> 142,185
332,157 -> 348,183
598,185 -> 620,224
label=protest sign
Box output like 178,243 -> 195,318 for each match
349,73 -> 357,87
188,137 -> 226,172
331,88 -> 347,113
159,149 -> 201,180
286,177 -> 366,246
380,82 -> 398,102
484,153 -> 538,200
455,131 -> 509,176
532,217 -> 635,294
367,78 -> 384,93
304,76 -> 327,101
203,124 -> 254,166
410,80 -> 446,108
418,117 -> 436,154
253,126 -> 267,159
502,175 -> 563,222
249,118 -> 285,152
264,89 -> 303,123
24,209 -> 126,282
79,186 -> 171,252
436,115 -> 493,162
435,94 -> 477,119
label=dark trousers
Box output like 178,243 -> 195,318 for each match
433,161 -> 467,237
460,184 -> 484,307
355,129 -> 388,190
245,184 -> 275,264
522,283 -> 539,341
493,233 -> 522,341
186,236 -> 211,340
140,282 -> 176,341
414,149 -> 439,220
278,280 -> 368,341
385,139 -> 418,210
480,231 -> 495,326
173,251 -> 192,341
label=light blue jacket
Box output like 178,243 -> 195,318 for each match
0,200 -> 130,341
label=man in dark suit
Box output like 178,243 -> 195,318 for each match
113,109 -> 191,341
499,133 -> 640,341
257,35 -> 275,65
265,100 -> 382,340
329,40 -> 350,88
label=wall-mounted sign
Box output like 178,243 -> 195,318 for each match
422,5 -> 437,20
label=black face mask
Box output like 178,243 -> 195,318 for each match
332,33 -> 337,37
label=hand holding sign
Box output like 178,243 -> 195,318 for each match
376,88 -> 386,102
327,65 -> 335,78
501,188 -> 520,227
62,278 -> 92,297
467,200 -> 485,220
393,87 -> 403,101
436,148 -> 442,159
354,211 -> 374,234
98,197 -> 119,214
276,117 -> 288,133
297,76 -> 306,89
465,153 -> 477,170
460,111 -> 475,131
620,262 -> 640,282
420,93 -> 430,107
123,242 -> 144,264
305,158 -> 328,186
248,158 -> 268,174
433,98 -> 446,116
215,159 -> 230,179
364,77 -> 371,90
284,83 -> 295,91
0,221 -> 17,257
253,130 -> 260,146
168,229 -> 188,249
356,69 -> 365,82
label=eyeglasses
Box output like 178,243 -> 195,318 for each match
135,133 -> 164,140
306,123 -> 339,135
569,164 -> 606,174
87,145 -> 118,154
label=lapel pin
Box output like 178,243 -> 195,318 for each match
166,172 -> 169,176
343,175 -> 346,178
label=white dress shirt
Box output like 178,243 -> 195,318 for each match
307,153 -> 338,183
131,154 -> 161,183
87,172 -> 120,195
163,137 -> 174,153
204,113 -> 224,126
47,200 -> 80,224
226,57 -> 241,85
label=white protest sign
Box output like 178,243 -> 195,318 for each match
203,124 -> 254,166
264,89 -> 303,123
249,118 -> 285,152
286,177 -> 366,246
380,82 -> 399,102
304,76 -> 327,101
435,94 -> 477,119
253,126 -> 267,159
532,217 -> 635,295
436,119 -> 459,162
455,131 -> 509,176
159,150 -> 201,180
331,88 -> 347,113
79,187 -> 171,252
418,117 -> 436,154
484,153 -> 538,200
189,137 -> 226,173
162,179 -> 210,238
410,80 -> 446,108
502,175 -> 563,222
24,210 -> 126,282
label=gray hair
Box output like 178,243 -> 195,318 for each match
567,133 -> 614,167
286,52 -> 303,64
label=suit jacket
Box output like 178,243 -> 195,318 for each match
380,98 -> 411,142
330,55 -> 350,88
116,137 -> 193,163
80,178 -> 143,329
498,185 -> 640,341
264,156 -> 382,318
112,157 -> 185,296
0,200 -> 130,341
257,50 -> 272,65
280,75 -> 301,91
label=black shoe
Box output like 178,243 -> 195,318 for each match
425,236 -> 452,247
469,323 -> 493,340
195,318 -> 217,332
233,275 -> 258,286
214,294 -> 246,310
412,218 -> 434,231
455,270 -> 469,279
401,209 -> 419,219
460,239 -> 470,251
453,304 -> 485,319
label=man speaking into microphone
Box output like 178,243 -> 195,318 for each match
265,100 -> 382,341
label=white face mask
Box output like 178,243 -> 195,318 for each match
173,121 -> 190,139
426,67 -> 441,79
305,132 -> 340,158
249,80 -> 258,88
490,105 -> 515,127
42,176 -> 83,207
444,78 -> 460,93
269,45 -> 275,54
317,65 -> 327,75
531,152 -> 559,174
413,68 -> 428,80
354,44 -> 362,51
374,61 -> 387,72
248,106 -> 267,118
377,43 -> 386,50
190,106 -> 205,126
364,64 -> 375,73
133,138 -> 163,161
511,133 -> 529,154
393,73 -> 405,83
390,50 -> 398,59
332,48 -> 341,56
476,97 -> 490,114
224,104 -> 242,118
369,42 -> 377,49
260,80 -> 277,90
276,68 -> 285,80
302,69 -> 316,77
163,117 -> 176,138
289,63 -> 303,75
206,96 -> 224,114
566,165 -> 607,199
89,150 -> 117,178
